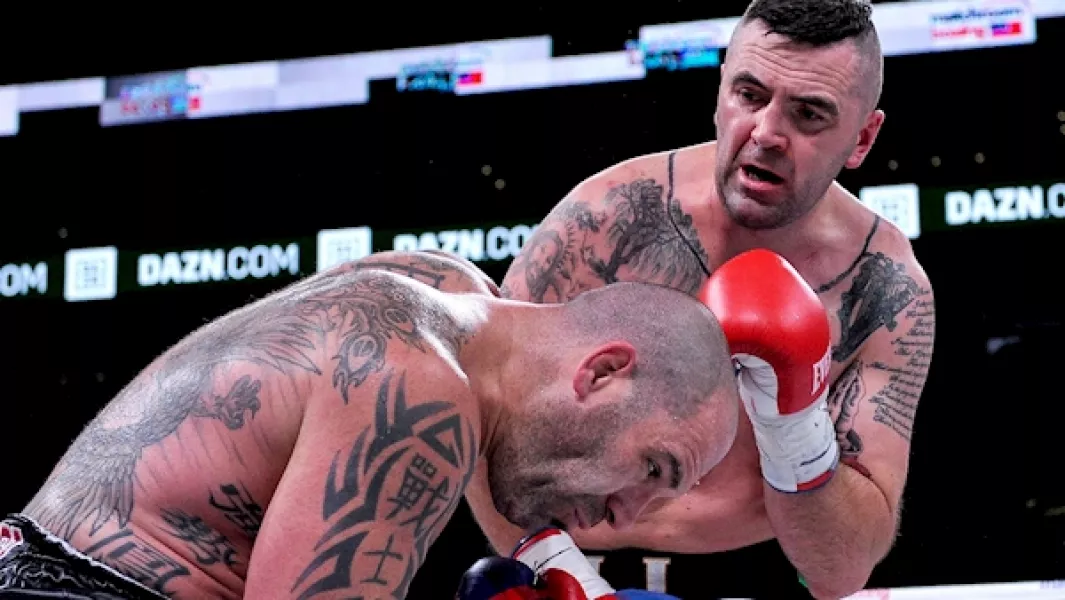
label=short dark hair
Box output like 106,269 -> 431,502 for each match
743,0 -> 875,46
740,0 -> 883,110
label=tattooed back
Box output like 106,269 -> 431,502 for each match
23,251 -> 494,599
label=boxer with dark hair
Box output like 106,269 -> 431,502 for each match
465,0 -> 935,598
1,251 -> 738,599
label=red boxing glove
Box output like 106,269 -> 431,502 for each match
513,528 -> 618,599
698,249 -> 838,493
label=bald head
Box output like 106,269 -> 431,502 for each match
486,282 -> 738,530
736,0 -> 883,112
559,282 -> 733,419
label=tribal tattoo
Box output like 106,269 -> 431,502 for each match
290,370 -> 478,600
27,270 -> 469,543
504,151 -> 709,302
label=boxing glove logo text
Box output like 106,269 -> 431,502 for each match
812,348 -> 831,397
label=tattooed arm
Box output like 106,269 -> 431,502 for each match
500,152 -> 709,303
770,243 -> 935,600
245,368 -> 479,600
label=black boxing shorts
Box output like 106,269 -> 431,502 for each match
0,514 -> 165,599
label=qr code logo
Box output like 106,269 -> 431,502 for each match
859,183 -> 921,239
64,247 -> 119,302
316,227 -> 373,273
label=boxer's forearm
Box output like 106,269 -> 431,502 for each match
764,465 -> 895,600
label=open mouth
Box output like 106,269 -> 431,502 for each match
741,164 -> 784,185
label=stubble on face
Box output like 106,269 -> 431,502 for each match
486,400 -> 627,528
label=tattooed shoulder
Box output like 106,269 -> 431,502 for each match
825,286 -> 934,451
819,216 -> 932,363
503,152 -> 709,303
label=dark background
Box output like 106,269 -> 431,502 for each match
1,2 -> 1062,597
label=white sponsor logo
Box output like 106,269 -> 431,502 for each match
138,243 -> 300,286
945,183 -> 1065,226
316,227 -> 373,273
392,225 -> 535,262
0,262 -> 47,298
64,247 -> 119,302
859,183 -> 921,239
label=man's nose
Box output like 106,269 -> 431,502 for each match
750,103 -> 789,152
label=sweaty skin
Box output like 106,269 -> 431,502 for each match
465,141 -> 934,556
24,251 -> 497,599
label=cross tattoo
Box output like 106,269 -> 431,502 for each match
361,533 -> 404,586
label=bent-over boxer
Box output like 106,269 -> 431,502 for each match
2,250 -> 739,599
457,249 -> 837,600
464,1 -> 935,597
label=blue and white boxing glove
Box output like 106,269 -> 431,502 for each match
512,528 -> 680,600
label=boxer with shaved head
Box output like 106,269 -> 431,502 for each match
2,250 -> 739,599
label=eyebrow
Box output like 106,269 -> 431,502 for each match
731,70 -> 839,117
668,453 -> 683,490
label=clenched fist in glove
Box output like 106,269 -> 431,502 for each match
698,249 -> 839,493
455,556 -> 541,599
511,528 -> 679,600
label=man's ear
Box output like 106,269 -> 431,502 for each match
572,341 -> 637,399
845,109 -> 885,169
